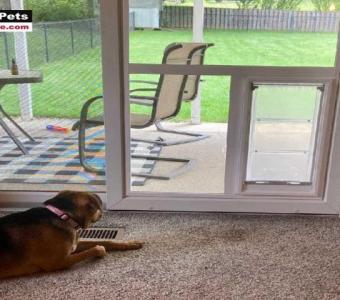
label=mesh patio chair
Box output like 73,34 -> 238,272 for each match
131,42 -> 214,146
73,43 -> 209,179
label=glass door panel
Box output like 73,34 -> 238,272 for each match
129,74 -> 229,194
0,1 -> 105,192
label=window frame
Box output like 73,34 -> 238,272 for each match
113,0 -> 340,212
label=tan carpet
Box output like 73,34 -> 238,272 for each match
0,212 -> 339,300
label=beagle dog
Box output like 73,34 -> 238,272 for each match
0,190 -> 142,279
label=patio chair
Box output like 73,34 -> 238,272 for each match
73,43 -> 210,179
131,42 -> 214,146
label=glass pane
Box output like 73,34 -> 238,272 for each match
0,2 -> 105,192
246,83 -> 322,183
129,74 -> 229,194
128,0 -> 229,194
160,4 -> 337,67
129,2 -> 191,64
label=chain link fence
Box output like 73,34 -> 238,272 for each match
0,13 -> 135,122
1,19 -> 101,68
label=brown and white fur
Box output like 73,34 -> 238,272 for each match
0,190 -> 143,279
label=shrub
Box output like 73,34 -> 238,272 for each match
236,0 -> 257,9
258,0 -> 276,9
334,0 -> 340,10
25,0 -> 93,22
311,0 -> 332,11
256,0 -> 302,9
276,0 -> 303,9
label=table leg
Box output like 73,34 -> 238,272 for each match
0,117 -> 29,154
0,105 -> 35,142
0,83 -> 36,154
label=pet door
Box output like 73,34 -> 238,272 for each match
246,83 -> 323,185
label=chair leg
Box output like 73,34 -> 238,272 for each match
131,120 -> 209,146
77,96 -> 105,173
79,124 -> 196,175
155,120 -> 209,145
79,152 -> 193,180
78,120 -> 195,177
131,154 -> 194,180
0,117 -> 29,154
78,120 -> 101,173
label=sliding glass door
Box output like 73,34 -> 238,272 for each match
103,0 -> 340,213
1,0 -> 340,214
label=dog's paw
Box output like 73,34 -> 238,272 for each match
127,240 -> 144,250
94,245 -> 107,257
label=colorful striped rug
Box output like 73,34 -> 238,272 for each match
0,135 -> 161,186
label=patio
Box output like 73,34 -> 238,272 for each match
0,116 -> 316,194
0,117 -> 227,193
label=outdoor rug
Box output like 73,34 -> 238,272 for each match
0,135 -> 162,186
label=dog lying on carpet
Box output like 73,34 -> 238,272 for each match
0,190 -> 143,279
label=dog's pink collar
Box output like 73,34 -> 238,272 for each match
45,204 -> 80,229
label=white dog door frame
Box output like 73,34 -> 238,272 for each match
227,77 -> 336,198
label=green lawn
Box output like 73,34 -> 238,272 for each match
0,29 -> 337,122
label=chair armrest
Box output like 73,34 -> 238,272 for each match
85,95 -> 103,103
130,98 -> 154,106
72,95 -> 103,131
129,88 -> 157,94
129,80 -> 158,85
130,95 -> 157,106
130,95 -> 157,101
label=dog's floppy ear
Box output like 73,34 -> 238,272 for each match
44,191 -> 87,228
92,193 -> 102,206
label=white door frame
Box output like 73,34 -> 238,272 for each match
105,0 -> 340,214
0,0 -> 339,215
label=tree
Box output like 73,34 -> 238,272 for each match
332,0 -> 340,10
311,0 -> 332,11
237,0 -> 303,9
236,0 -> 257,9
276,0 -> 303,9
25,0 -> 91,21
258,0 -> 276,9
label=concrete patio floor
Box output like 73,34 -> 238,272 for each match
0,118 -> 228,193
131,122 -> 227,194
0,117 -> 313,194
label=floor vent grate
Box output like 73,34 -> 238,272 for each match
79,227 -> 124,241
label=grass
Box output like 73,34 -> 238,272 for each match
0,29 -> 337,122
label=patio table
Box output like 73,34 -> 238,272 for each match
0,70 -> 43,154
